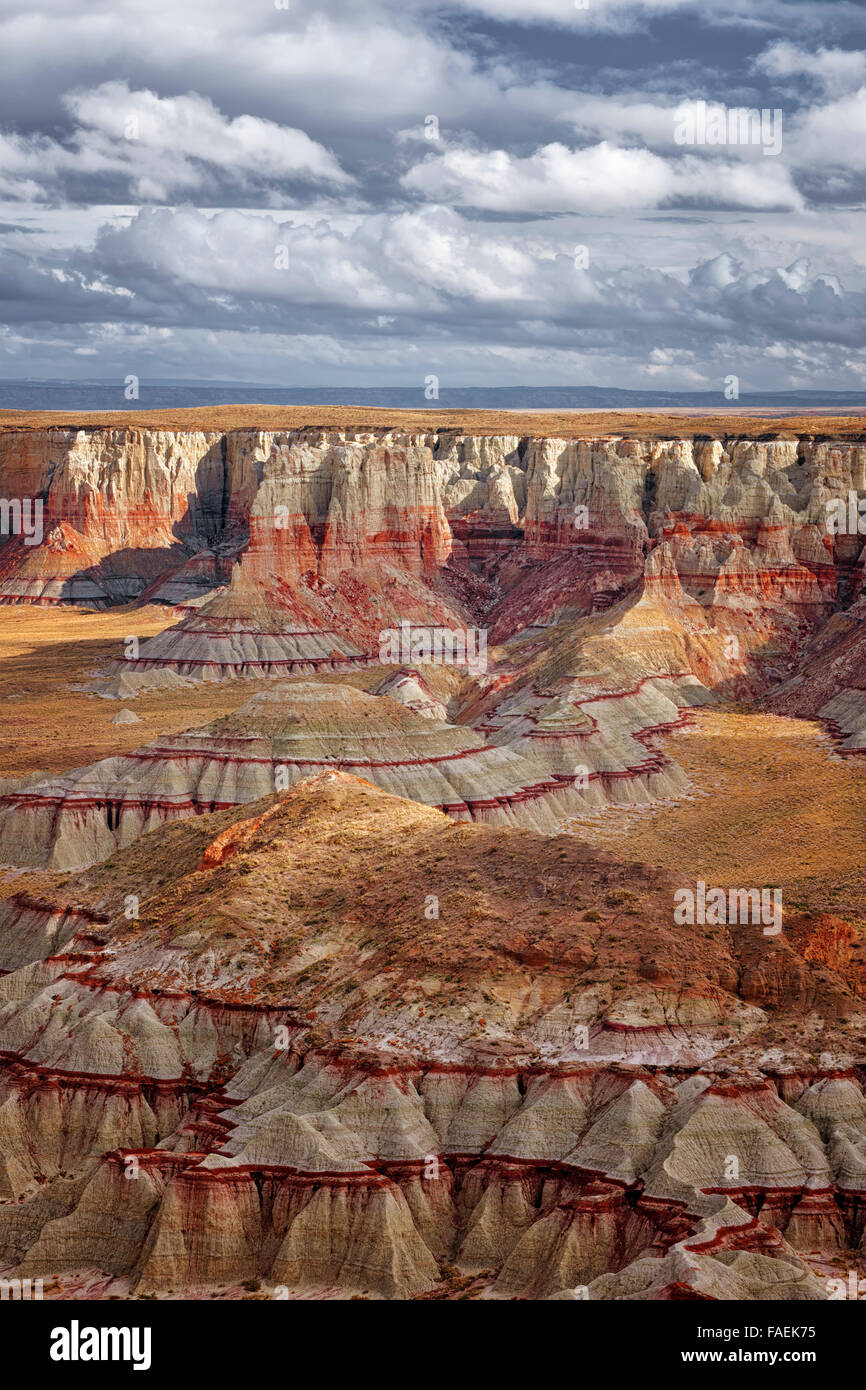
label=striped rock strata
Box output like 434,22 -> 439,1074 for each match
1,428 -> 862,657
0,666 -> 697,869
0,774 -> 863,1299
765,557 -> 866,750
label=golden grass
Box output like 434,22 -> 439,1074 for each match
573,709 -> 866,916
0,605 -> 256,777
0,406 -> 864,439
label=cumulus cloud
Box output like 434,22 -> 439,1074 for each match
0,82 -> 351,203
755,41 -> 866,93
789,90 -> 866,174
439,0 -> 864,34
436,0 -> 697,27
0,0 -> 562,151
401,141 -> 805,213
44,206 -> 866,364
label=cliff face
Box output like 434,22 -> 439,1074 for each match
1,427 -> 864,605
2,427 -> 862,692
0,429 -> 229,603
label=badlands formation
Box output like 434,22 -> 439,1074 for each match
0,415 -> 864,1300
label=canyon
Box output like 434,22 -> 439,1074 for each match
0,413 -> 863,1301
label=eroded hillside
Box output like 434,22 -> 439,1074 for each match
0,419 -> 863,1300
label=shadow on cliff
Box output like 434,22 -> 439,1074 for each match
699,621 -> 826,708
59,543 -> 194,603
172,435 -> 234,550
57,435 -> 238,603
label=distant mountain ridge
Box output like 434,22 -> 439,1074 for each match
1,379 -> 864,413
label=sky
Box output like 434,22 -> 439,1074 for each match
0,0 -> 865,392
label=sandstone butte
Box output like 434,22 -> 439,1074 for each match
0,411 -> 863,1301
